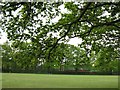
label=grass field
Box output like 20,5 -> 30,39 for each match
2,73 -> 118,88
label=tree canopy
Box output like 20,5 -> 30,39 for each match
1,2 -> 119,74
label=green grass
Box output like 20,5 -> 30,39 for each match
2,73 -> 118,88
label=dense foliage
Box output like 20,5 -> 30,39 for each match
1,2 -> 119,74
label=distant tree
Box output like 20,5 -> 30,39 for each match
93,46 -> 118,74
1,42 -> 40,73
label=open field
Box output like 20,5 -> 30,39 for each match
2,73 -> 118,88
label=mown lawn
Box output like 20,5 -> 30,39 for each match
2,73 -> 118,88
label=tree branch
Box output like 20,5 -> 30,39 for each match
47,2 -> 92,62
96,18 -> 120,26
71,18 -> 120,38
89,2 -> 119,9
112,24 -> 120,29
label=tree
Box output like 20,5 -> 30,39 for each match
1,42 -> 40,73
1,2 -> 119,73
92,46 -> 118,74
50,43 -> 88,72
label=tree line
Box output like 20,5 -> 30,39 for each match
1,41 -> 118,74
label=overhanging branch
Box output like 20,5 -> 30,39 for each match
71,18 -> 120,38
47,2 -> 92,61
